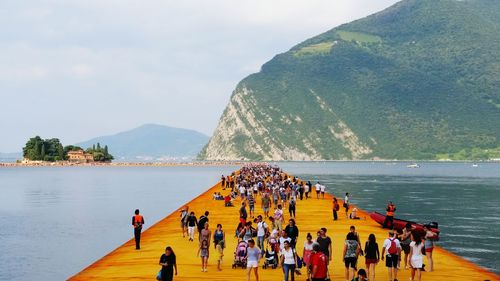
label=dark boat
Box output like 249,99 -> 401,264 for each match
370,212 -> 440,239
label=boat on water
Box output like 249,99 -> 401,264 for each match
407,163 -> 420,168
472,163 -> 479,167
370,212 -> 440,238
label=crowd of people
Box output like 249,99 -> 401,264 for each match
133,163 -> 438,281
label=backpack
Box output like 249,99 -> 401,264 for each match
388,238 -> 398,255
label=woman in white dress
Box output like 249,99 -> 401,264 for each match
409,231 -> 424,281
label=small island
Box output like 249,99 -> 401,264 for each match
21,136 -> 113,164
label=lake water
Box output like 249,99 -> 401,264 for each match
0,162 -> 499,280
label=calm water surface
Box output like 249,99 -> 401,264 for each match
0,162 -> 499,280
279,162 -> 500,274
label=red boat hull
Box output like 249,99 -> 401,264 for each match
369,212 -> 440,238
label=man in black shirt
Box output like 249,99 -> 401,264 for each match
316,227 -> 332,280
132,209 -> 144,250
186,212 -> 198,241
284,219 -> 299,248
197,211 -> 209,237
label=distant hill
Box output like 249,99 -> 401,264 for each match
200,0 -> 500,160
77,124 -> 208,161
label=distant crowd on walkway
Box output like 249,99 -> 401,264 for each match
133,163 -> 438,281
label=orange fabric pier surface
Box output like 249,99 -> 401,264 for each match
69,174 -> 498,281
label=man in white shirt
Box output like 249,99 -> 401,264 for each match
315,182 -> 321,199
344,192 -> 350,218
239,185 -> 246,200
256,215 -> 268,254
381,230 -> 402,281
320,183 -> 326,199
279,230 -> 292,253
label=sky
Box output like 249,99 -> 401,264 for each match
0,0 -> 399,152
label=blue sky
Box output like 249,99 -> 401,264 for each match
0,0 -> 399,152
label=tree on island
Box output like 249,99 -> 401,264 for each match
86,142 -> 114,162
23,136 -> 65,161
23,137 -> 114,162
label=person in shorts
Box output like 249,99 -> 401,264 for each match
246,239 -> 261,281
310,243 -> 328,281
399,223 -> 412,269
364,233 -> 380,281
261,193 -> 271,218
343,232 -> 361,281
381,230 -> 401,281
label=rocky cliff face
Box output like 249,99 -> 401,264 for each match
199,0 -> 500,160
200,85 -> 375,160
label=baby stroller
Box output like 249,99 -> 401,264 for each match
232,240 -> 248,268
262,247 -> 278,269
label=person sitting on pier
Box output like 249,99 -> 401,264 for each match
224,194 -> 233,207
349,208 -> 360,220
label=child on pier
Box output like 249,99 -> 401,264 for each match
216,240 -> 224,271
197,239 -> 210,272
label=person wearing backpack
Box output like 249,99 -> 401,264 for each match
381,230 -> 401,281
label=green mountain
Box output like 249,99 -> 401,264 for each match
77,124 -> 208,161
199,0 -> 500,160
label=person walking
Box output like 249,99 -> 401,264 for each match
197,239 -> 210,272
239,222 -> 254,243
198,211 -> 209,238
320,183 -> 326,199
383,201 -> 396,229
281,240 -> 298,281
256,216 -> 268,253
424,224 -> 438,272
261,193 -> 271,218
274,204 -> 284,231
315,182 -> 321,199
310,243 -> 328,281
240,202 -> 248,225
221,175 -> 226,190
344,193 -> 350,218
288,198 -> 296,218
132,209 -> 144,250
316,227 -> 332,280
186,211 -> 198,241
284,219 -> 299,248
303,233 -> 315,281
200,222 -> 212,248
399,222 -> 412,269
332,197 -> 339,221
364,234 -> 380,281
381,230 -> 401,281
343,232 -> 361,281
409,231 -> 424,281
179,206 -> 189,238
248,193 -> 256,219
305,182 -> 311,199
216,240 -> 224,271
213,224 -> 225,250
246,239 -> 261,281
158,246 -> 177,281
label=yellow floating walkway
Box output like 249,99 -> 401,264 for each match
70,177 -> 498,281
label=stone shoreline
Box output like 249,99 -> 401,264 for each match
0,161 -> 246,168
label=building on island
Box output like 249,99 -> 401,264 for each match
67,150 -> 94,163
